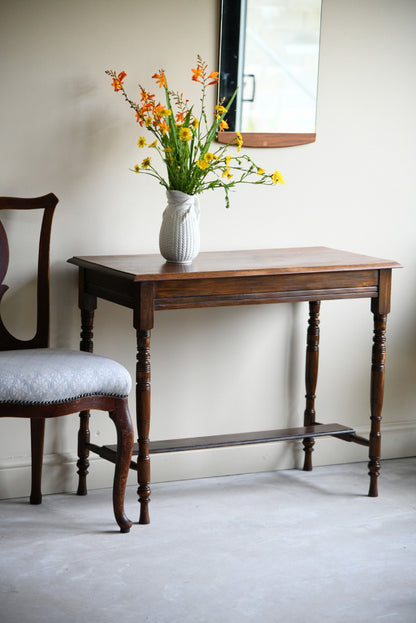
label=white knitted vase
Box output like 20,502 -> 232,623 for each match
159,190 -> 200,264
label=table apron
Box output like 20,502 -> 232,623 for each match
82,268 -> 381,310
154,287 -> 378,309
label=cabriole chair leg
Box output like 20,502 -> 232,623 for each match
110,403 -> 134,533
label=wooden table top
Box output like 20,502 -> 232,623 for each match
68,247 -> 401,282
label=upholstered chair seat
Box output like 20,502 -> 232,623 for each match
0,349 -> 131,405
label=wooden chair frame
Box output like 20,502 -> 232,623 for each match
0,194 -> 134,532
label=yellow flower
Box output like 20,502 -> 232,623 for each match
149,140 -> 158,148
197,159 -> 209,170
137,136 -> 147,148
222,167 -> 231,178
204,152 -> 215,162
145,117 -> 152,127
225,155 -> 231,166
179,127 -> 192,142
191,118 -> 199,129
272,170 -> 285,185
141,157 -> 151,169
156,106 -> 171,117
215,105 -> 227,114
236,131 -> 243,152
133,164 -> 140,173
257,168 -> 265,176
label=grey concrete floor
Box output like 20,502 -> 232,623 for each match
1,457 -> 415,623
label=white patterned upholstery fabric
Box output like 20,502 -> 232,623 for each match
0,349 -> 131,405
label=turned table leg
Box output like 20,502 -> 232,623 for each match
77,285 -> 96,496
136,329 -> 152,524
367,269 -> 392,497
368,312 -> 387,497
303,300 -> 321,471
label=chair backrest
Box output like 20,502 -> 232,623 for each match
0,193 -> 58,350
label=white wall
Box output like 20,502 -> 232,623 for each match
1,0 -> 415,499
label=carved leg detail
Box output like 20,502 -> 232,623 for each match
77,410 -> 90,496
368,313 -> 387,497
303,301 -> 321,471
109,401 -> 134,533
30,418 -> 45,504
136,329 -> 151,524
80,308 -> 94,353
77,306 -> 94,495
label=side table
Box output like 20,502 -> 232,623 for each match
68,247 -> 401,523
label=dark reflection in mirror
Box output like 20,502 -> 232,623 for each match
218,0 -> 322,147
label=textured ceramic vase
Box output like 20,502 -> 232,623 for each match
159,190 -> 200,264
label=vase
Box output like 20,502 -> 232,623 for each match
159,190 -> 200,264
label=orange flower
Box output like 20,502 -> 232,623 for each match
207,70 -> 219,85
219,119 -> 229,131
111,71 -> 127,92
140,90 -> 155,102
191,65 -> 203,82
140,101 -> 154,114
135,111 -> 144,125
176,111 -> 185,124
155,118 -> 169,135
152,71 -> 167,88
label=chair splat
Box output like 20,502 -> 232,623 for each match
0,193 -> 58,350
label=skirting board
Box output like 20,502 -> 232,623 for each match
1,421 -> 415,500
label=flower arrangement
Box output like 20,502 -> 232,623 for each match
106,56 -> 284,209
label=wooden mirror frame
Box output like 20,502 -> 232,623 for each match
217,131 -> 316,148
216,0 -> 318,148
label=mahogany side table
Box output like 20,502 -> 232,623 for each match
68,247 -> 401,524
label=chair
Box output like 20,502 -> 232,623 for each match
0,194 -> 134,532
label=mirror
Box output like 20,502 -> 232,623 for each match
217,0 -> 322,147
